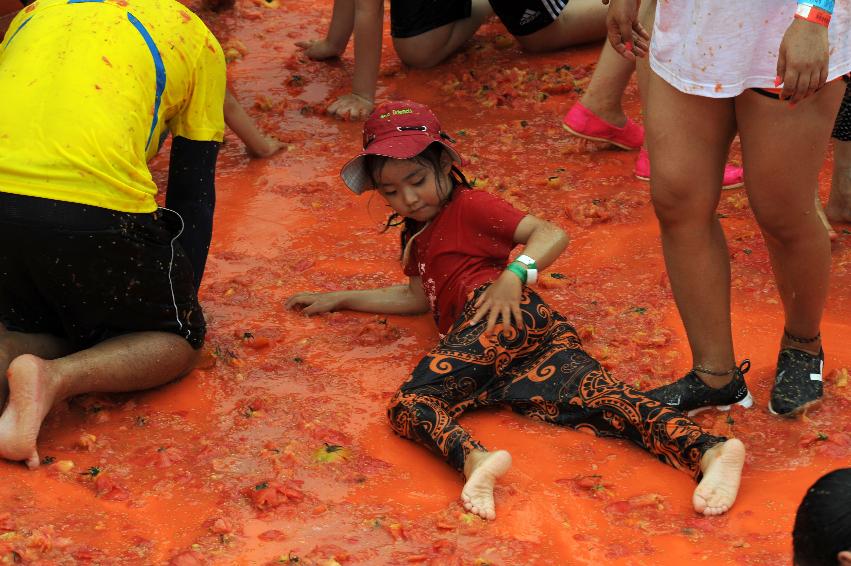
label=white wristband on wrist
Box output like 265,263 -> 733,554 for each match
515,254 -> 538,285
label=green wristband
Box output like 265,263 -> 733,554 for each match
505,262 -> 527,284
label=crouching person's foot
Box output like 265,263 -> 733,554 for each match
461,449 -> 512,520
693,438 -> 746,516
0,355 -> 58,468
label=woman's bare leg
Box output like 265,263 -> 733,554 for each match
646,73 -> 739,385
735,83 -> 846,352
634,0 -> 656,122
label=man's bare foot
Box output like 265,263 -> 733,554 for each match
693,438 -> 746,516
461,450 -> 512,520
0,355 -> 58,468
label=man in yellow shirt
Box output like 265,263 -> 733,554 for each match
0,0 -> 225,468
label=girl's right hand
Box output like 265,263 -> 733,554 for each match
285,291 -> 347,315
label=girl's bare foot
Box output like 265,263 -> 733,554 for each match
461,450 -> 512,520
693,438 -> 746,516
0,355 -> 58,468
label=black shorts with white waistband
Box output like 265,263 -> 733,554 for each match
489,0 -> 568,36
0,192 -> 205,350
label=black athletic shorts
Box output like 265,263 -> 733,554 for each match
832,76 -> 851,142
0,192 -> 205,350
489,0 -> 568,36
390,0 -> 471,38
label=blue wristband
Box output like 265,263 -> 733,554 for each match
799,0 -> 834,15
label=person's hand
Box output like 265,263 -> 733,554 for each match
247,135 -> 285,158
776,19 -> 829,104
468,271 -> 524,334
295,38 -> 344,60
327,93 -> 374,121
605,0 -> 649,60
285,291 -> 347,315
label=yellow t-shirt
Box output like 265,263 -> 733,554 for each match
0,0 -> 226,213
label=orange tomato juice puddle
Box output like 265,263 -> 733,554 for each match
1,2 -> 850,564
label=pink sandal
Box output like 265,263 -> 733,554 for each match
562,102 -> 644,150
634,148 -> 745,190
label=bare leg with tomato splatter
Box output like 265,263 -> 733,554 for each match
0,331 -> 197,469
461,449 -> 513,520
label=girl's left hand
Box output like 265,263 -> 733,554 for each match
469,271 -> 524,334
777,19 -> 829,104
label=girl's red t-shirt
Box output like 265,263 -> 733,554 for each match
403,188 -> 526,334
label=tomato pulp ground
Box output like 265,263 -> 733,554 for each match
2,2 -> 851,564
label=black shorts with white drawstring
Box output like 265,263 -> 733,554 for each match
0,192 -> 205,350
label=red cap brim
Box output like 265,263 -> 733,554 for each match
340,134 -> 462,195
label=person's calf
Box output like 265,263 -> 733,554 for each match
826,167 -> 851,222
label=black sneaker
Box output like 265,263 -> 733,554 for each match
768,348 -> 824,417
646,360 -> 753,416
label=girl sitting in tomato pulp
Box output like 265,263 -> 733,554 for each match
286,100 -> 747,520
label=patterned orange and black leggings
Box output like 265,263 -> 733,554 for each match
387,287 -> 725,480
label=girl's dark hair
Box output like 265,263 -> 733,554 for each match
793,468 -> 851,565
364,142 -> 471,258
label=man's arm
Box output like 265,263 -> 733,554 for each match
164,137 -> 220,292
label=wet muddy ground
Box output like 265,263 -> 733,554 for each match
2,1 -> 851,564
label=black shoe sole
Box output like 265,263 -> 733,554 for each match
767,397 -> 822,418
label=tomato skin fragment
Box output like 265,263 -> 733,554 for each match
246,480 -> 306,510
169,550 -> 206,566
94,474 -> 130,501
257,529 -> 287,542
209,518 -> 233,535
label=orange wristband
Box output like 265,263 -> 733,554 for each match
795,4 -> 831,27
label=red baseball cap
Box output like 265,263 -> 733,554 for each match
340,100 -> 462,195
